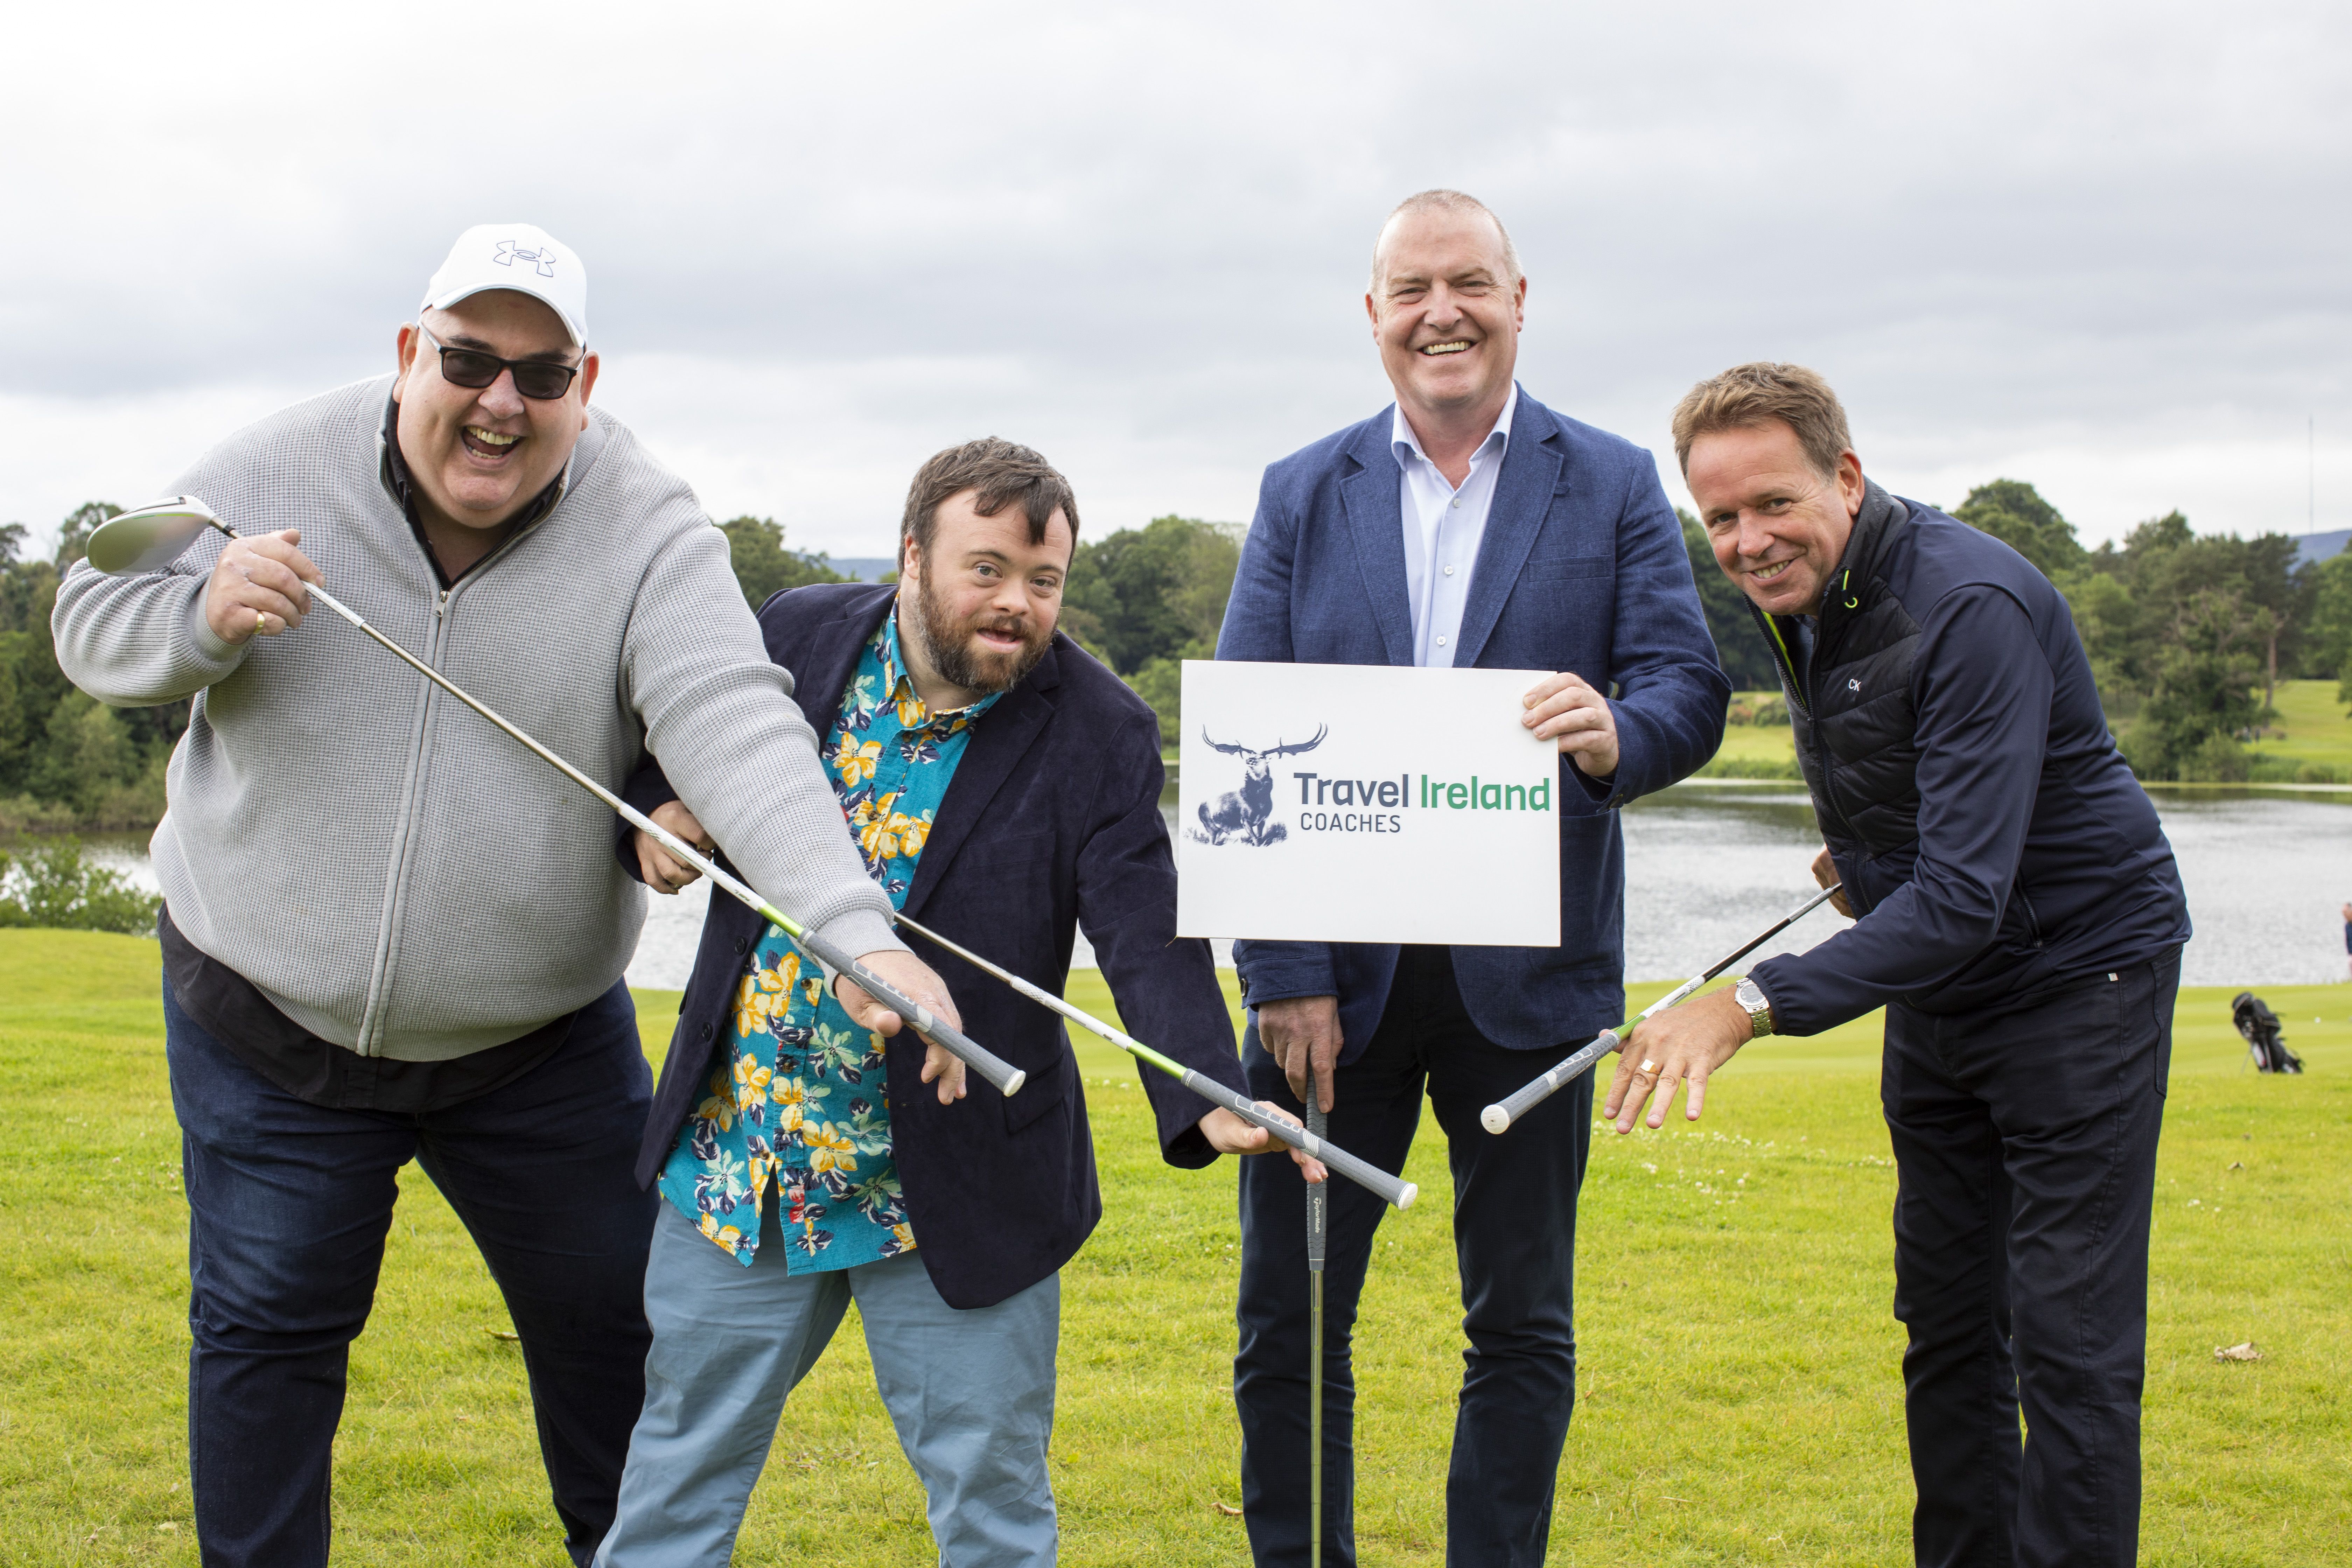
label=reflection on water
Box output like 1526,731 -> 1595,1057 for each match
65,780 -> 2352,992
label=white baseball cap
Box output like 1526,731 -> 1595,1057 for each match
421,223 -> 588,346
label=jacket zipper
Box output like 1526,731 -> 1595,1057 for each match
1754,572 -> 1864,852
358,502 -> 558,1049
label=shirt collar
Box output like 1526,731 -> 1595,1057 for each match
883,604 -> 1005,728
1391,382 -> 1519,474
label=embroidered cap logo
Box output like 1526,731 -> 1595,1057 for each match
492,239 -> 558,278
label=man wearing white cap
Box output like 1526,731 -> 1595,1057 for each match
52,224 -> 964,1567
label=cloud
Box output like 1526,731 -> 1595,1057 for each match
2,0 -> 2345,553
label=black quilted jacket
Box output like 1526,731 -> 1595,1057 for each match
1745,483 -> 2189,1034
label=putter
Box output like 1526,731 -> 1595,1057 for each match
1305,1099 -> 1328,1568
1480,882 -> 1844,1134
890,910 -> 1416,1210
85,496 -> 1026,1098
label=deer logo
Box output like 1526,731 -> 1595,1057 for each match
1190,724 -> 1328,846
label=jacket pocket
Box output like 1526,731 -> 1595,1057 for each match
1521,554 -> 1612,583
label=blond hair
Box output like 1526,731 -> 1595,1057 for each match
1670,362 -> 1853,478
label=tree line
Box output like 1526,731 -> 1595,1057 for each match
1685,479 -> 2343,783
2,483 -> 2342,836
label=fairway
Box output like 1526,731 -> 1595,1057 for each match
2249,679 -> 2352,778
2,931 -> 2344,1565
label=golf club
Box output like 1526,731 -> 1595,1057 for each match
85,496 -> 1026,1099
888,910 -> 1418,1211
1306,1099 -> 1328,1568
1479,882 -> 1844,1134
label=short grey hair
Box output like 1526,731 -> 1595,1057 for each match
1370,189 -> 1523,293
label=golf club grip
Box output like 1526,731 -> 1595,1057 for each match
791,928 -> 1028,1098
1178,1067 -> 1416,1210
1479,1029 -> 1619,1135
1305,1104 -> 1329,1269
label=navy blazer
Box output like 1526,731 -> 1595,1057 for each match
621,582 -> 1248,1310
1216,388 -> 1730,1056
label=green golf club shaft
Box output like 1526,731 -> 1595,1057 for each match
205,517 -> 1025,1098
889,912 -> 1418,1211
1479,883 -> 1844,1134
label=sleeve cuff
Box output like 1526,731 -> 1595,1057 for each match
183,583 -> 252,673
808,909 -> 905,966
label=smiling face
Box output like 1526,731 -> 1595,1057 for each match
1366,206 -> 1525,429
391,289 -> 597,534
1686,421 -> 1866,618
899,488 -> 1073,705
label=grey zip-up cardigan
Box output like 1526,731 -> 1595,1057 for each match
53,375 -> 900,1060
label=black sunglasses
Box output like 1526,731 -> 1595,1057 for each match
416,324 -> 585,400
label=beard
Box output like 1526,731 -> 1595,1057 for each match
910,564 -> 1051,699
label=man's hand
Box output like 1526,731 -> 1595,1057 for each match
1257,995 -> 1342,1113
1603,988 -> 1752,1132
1198,1103 -> 1330,1184
835,949 -> 967,1105
205,529 -> 321,645
636,800 -> 714,893
1811,846 -> 1853,918
1522,671 -> 1619,777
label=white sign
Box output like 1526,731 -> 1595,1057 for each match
1176,660 -> 1561,946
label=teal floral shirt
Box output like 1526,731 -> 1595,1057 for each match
657,610 -> 1001,1269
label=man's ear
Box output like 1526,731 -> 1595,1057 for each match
1837,450 -> 1866,517
392,322 -> 419,402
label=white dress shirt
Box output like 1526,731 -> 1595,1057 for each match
1393,383 -> 1518,667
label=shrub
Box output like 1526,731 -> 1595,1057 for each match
2176,734 -> 2250,783
0,836 -> 159,935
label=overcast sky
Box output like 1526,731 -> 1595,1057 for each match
3,1 -> 2345,561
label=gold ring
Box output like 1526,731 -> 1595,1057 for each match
255,608 -> 268,633
1639,1059 -> 1660,1075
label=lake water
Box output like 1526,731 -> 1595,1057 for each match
71,782 -> 2352,993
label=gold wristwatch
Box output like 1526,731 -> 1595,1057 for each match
1734,976 -> 1776,1038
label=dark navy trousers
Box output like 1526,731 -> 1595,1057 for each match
1882,951 -> 2178,1568
164,976 -> 657,1568
1235,946 -> 1592,1568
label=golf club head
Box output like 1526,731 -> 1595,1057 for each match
85,495 -> 230,576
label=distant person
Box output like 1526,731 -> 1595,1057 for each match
1628,363 -> 2191,1568
51,224 -> 959,1567
2340,901 -> 2350,979
594,439 -> 1312,1567
1215,189 -> 1729,1566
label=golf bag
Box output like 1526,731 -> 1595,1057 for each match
2230,992 -> 2305,1074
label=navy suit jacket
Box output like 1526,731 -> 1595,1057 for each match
621,582 -> 1248,1310
1216,388 -> 1730,1056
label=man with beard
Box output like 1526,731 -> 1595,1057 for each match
594,438 -> 1314,1567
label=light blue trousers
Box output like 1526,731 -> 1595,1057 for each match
595,1199 -> 1060,1568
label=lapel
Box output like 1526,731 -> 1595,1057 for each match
1334,413 -> 1417,666
901,640 -> 1064,919
792,591 -> 895,731
1455,390 -> 1565,666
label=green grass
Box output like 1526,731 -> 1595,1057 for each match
3,931 -> 2345,1564
2248,679 -> 2352,777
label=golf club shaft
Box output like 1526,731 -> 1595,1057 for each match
256,537 -> 1025,1098
1306,1100 -> 1326,1568
1478,883 -> 1844,1134
890,912 -> 1418,1211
